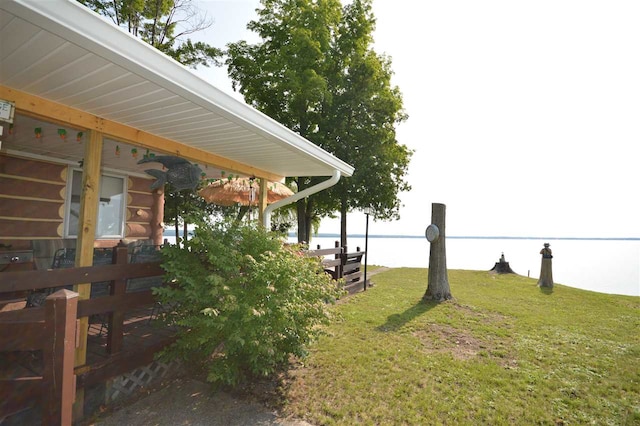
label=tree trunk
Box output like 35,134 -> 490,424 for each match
537,259 -> 554,288
174,210 -> 179,249
423,203 -> 453,302
304,201 -> 313,245
183,221 -> 188,243
296,199 -> 307,243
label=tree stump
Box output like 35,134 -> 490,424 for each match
423,203 -> 452,302
537,243 -> 554,288
490,252 -> 515,274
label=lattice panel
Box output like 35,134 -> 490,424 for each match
107,360 -> 181,402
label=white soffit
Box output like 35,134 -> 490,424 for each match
0,0 -> 354,178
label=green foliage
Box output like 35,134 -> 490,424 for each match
226,0 -> 412,243
77,0 -> 222,68
154,218 -> 344,386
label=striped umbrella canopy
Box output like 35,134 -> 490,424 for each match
199,177 -> 293,207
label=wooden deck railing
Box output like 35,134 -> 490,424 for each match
0,289 -> 78,425
0,243 -> 170,424
306,241 -> 370,293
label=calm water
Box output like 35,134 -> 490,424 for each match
164,232 -> 639,296
301,236 -> 640,297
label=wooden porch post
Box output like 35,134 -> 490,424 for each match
42,289 -> 78,426
73,129 -> 102,420
151,187 -> 165,245
258,178 -> 268,227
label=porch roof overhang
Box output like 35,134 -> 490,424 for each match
0,0 -> 354,182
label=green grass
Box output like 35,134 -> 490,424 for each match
281,268 -> 640,425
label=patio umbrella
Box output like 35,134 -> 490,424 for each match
199,177 -> 293,207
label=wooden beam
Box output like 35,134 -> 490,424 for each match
0,85 -> 283,182
72,129 -> 102,422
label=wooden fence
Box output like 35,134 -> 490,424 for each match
306,241 -> 371,294
0,243 -> 170,424
0,290 -> 78,425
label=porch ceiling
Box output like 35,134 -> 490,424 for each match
0,0 -> 354,180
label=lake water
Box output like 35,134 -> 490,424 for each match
300,236 -> 640,297
164,232 -> 639,297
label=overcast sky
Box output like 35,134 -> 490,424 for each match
193,0 -> 639,238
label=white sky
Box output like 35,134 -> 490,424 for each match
193,0 -> 639,238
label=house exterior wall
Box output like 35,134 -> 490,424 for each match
0,153 -> 162,262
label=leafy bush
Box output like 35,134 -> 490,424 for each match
154,219 -> 343,386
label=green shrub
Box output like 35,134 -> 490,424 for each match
154,219 -> 343,386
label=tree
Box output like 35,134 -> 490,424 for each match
77,0 -> 222,68
226,0 -> 411,243
423,203 -> 453,302
78,0 -> 225,239
319,0 -> 412,246
163,185 -> 222,248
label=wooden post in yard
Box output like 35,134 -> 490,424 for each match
423,203 -> 453,302
334,241 -> 345,279
42,289 -> 78,426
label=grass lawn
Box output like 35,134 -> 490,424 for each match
281,268 -> 640,425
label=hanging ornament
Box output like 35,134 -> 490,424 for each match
76,131 -> 83,142
58,129 -> 67,140
115,145 -> 121,157
131,148 -> 138,159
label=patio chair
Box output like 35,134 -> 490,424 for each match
27,248 -> 114,335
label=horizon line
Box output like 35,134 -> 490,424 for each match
161,230 -> 639,241
303,233 -> 640,241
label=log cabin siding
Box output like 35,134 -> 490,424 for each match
0,219 -> 62,239
127,191 -> 154,210
126,176 -> 155,239
0,154 -> 159,245
0,176 -> 66,201
0,154 -> 66,241
0,154 -> 67,182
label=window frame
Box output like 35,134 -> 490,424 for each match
64,168 -> 127,239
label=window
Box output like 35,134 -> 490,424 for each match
66,169 -> 126,239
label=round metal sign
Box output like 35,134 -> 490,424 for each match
425,224 -> 440,242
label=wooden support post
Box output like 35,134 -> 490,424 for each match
73,129 -> 102,421
107,242 -> 128,354
150,187 -> 165,246
42,289 -> 78,426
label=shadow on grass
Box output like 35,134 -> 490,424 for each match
376,300 -> 439,332
539,285 -> 554,295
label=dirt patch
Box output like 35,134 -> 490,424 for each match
413,322 -> 517,368
413,324 -> 483,361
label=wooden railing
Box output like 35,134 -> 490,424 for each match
0,290 -> 78,425
306,241 -> 370,294
0,243 -> 169,424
